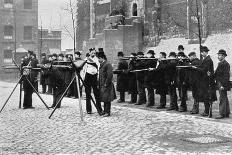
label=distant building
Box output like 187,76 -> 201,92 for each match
38,29 -> 62,56
0,0 -> 38,67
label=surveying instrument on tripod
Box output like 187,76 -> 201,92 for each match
0,51 -> 49,113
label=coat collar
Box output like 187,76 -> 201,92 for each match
100,60 -> 107,69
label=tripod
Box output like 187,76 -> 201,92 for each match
0,61 -> 50,113
48,62 -> 102,120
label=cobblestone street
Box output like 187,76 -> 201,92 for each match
1,81 -> 232,155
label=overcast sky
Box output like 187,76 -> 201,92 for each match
38,0 -> 74,51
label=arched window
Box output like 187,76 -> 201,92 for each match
132,3 -> 137,16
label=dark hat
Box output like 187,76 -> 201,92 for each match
160,52 -> 167,57
98,48 -> 104,52
130,53 -> 137,57
28,50 -> 34,55
58,53 -> 64,57
217,49 -> 227,56
147,50 -> 155,55
41,53 -> 46,57
200,46 -> 209,52
52,53 -> 58,57
177,51 -> 186,57
75,51 -> 81,55
89,48 -> 95,52
97,51 -> 106,59
169,52 -> 176,57
117,51 -> 124,57
178,45 -> 184,50
137,51 -> 144,56
32,53 -> 36,58
188,52 -> 196,57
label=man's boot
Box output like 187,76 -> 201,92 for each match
190,100 -> 199,114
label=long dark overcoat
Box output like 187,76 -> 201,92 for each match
196,55 -> 217,102
127,60 -> 137,94
99,61 -> 116,102
116,59 -> 128,92
214,59 -> 231,91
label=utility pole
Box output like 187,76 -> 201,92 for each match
196,0 -> 202,59
40,19 -> 43,63
14,2 -> 17,61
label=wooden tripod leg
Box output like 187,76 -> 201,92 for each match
75,72 -> 84,121
48,76 -> 76,119
25,77 -> 49,110
0,75 -> 23,113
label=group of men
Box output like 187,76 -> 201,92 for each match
21,48 -> 115,117
115,45 -> 231,119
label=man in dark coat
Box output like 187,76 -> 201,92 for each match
176,51 -> 189,112
144,50 -> 157,107
115,51 -> 128,103
21,50 -> 38,109
193,46 -> 217,117
156,52 -> 168,109
127,53 -> 138,103
188,52 -> 201,114
98,52 -> 116,117
134,52 -> 147,105
166,52 -> 179,111
214,50 -> 231,119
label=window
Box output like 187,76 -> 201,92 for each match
24,26 -> 32,40
3,50 -> 13,63
4,0 -> 13,9
24,0 -> 32,9
4,25 -> 13,40
132,3 -> 138,16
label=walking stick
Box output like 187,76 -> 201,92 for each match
208,73 -> 213,118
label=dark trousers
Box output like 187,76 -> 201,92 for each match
179,83 -> 187,110
131,93 -> 137,103
84,73 -> 102,113
47,85 -> 53,94
204,102 -> 210,114
119,92 -> 125,101
137,80 -> 146,104
52,86 -> 65,108
147,87 -> 154,106
42,84 -> 47,93
104,102 -> 111,114
219,90 -> 230,116
23,88 -> 33,108
169,84 -> 178,109
160,94 -> 166,107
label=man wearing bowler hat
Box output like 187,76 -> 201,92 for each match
193,46 -> 217,117
214,49 -> 231,119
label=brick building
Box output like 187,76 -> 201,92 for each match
38,29 -> 62,56
0,0 -> 38,68
76,0 -> 232,64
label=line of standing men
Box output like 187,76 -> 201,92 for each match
115,45 -> 231,119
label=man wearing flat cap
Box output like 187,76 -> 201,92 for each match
214,49 -> 231,119
188,52 -> 201,114
21,50 -> 38,109
134,51 -> 147,105
144,50 -> 157,107
115,51 -> 128,103
166,52 -> 179,111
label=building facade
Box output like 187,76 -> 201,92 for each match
0,0 -> 38,68
38,29 -> 62,56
